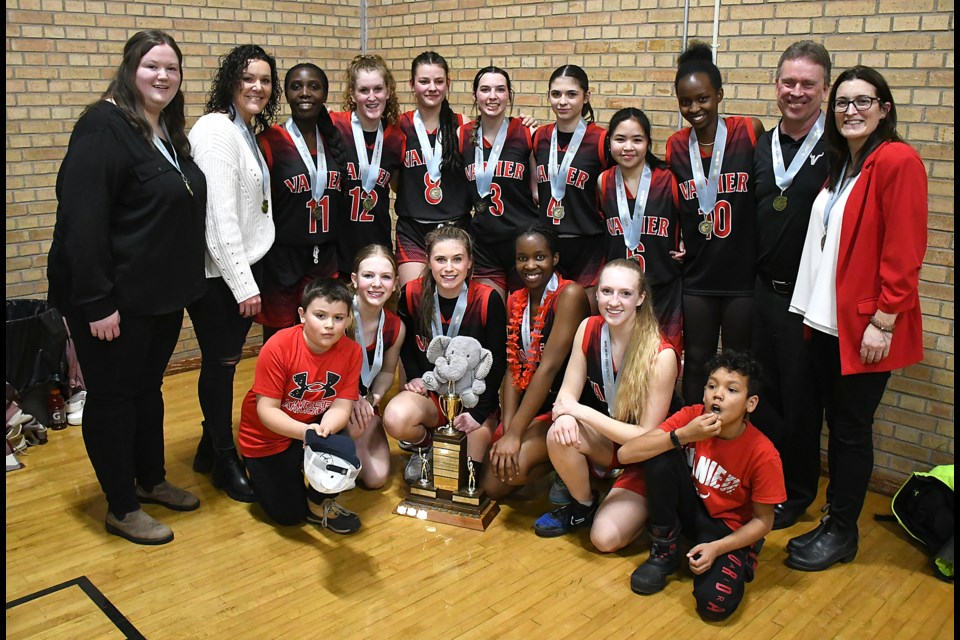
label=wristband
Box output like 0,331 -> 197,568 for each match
869,317 -> 895,333
669,430 -> 683,450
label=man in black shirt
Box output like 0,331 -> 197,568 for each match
752,41 -> 831,530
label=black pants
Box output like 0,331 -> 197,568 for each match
811,331 -> 890,534
186,276 -> 256,451
681,294 -> 753,404
245,439 -> 333,526
750,279 -> 824,511
645,450 -> 760,621
67,310 -> 183,516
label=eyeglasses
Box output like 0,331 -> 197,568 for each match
833,96 -> 881,112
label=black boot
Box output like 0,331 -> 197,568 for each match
785,517 -> 857,571
212,448 -> 257,503
786,504 -> 830,554
630,523 -> 681,595
192,430 -> 214,474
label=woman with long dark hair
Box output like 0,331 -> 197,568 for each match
786,66 -> 927,572
48,30 -> 207,544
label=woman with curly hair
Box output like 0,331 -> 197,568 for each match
187,44 -> 280,503
329,54 -> 405,275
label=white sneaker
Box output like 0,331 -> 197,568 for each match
66,390 -> 86,414
67,408 -> 83,426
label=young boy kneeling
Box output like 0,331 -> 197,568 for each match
238,279 -> 364,534
618,349 -> 785,621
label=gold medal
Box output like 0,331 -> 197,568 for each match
362,195 -> 375,211
474,199 -> 488,215
773,195 -> 788,211
261,199 -> 269,214
698,219 -> 712,236
552,204 -> 565,220
429,186 -> 442,200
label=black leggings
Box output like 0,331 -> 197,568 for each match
186,275 -> 256,451
681,294 -> 753,404
645,450 -> 761,621
245,438 -> 334,526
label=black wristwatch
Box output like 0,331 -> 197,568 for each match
669,430 -> 683,450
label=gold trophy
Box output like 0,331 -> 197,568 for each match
396,353 -> 499,530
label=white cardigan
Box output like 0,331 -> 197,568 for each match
188,112 -> 275,303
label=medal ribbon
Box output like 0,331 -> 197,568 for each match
432,283 -> 469,339
474,118 -> 509,198
600,323 -> 619,415
353,296 -> 385,389
413,109 -> 443,183
285,118 -> 328,203
351,112 -> 384,195
687,118 -> 728,216
152,119 -> 192,196
521,273 -> 559,353
614,164 -> 653,250
821,161 -> 854,248
232,105 -> 269,208
772,111 -> 825,194
548,118 -> 587,203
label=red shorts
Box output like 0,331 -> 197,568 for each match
611,464 -> 647,496
491,411 -> 552,443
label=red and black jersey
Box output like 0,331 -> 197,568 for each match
533,122 -> 608,236
506,278 -> 574,414
666,116 -> 758,296
258,124 -> 343,246
580,315 -> 678,416
460,117 -> 539,241
329,111 -> 404,252
395,110 -> 471,222
398,279 -> 507,423
598,165 -> 683,350
581,315 -> 613,415
357,308 -> 402,397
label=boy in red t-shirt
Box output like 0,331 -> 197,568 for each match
238,279 -> 364,534
618,350 -> 785,621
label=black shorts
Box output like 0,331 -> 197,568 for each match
396,215 -> 471,265
473,233 -> 522,291
557,234 -> 605,288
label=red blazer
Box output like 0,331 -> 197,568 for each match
836,141 -> 926,375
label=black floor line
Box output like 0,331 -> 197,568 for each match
6,575 -> 146,639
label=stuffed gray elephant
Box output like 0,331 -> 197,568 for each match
421,335 -> 493,408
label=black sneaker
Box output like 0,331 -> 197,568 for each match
630,528 -> 681,595
307,498 -> 361,535
533,494 -> 598,537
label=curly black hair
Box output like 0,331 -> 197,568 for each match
675,41 -> 722,93
706,349 -> 763,396
204,44 -> 280,133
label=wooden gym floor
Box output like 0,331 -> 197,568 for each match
5,358 -> 954,639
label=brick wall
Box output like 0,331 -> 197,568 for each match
6,0 -> 954,487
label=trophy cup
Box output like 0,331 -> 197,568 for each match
396,336 -> 500,530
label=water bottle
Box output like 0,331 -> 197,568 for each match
48,388 -> 67,430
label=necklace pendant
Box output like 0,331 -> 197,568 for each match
183,177 -> 194,197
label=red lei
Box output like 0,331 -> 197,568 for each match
506,282 -> 563,392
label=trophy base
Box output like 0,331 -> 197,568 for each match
395,494 -> 500,531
